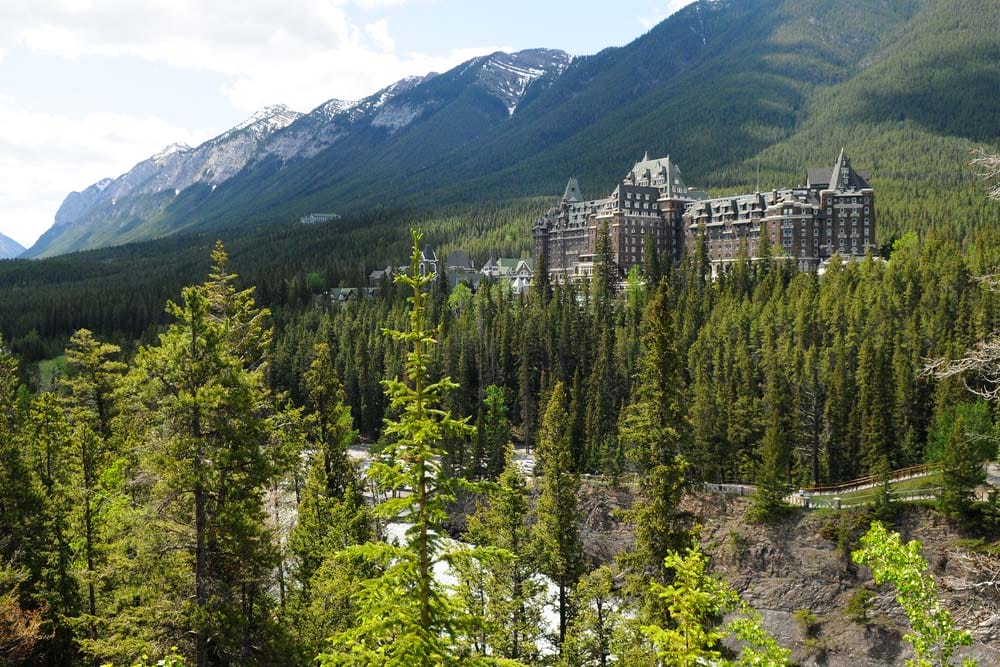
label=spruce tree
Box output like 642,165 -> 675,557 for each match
938,416 -> 986,519
561,566 -> 626,667
474,385 -> 511,480
320,230 -> 508,667
642,229 -> 661,287
752,355 -> 793,520
126,245 -> 281,665
462,447 -> 546,663
617,282 -> 690,613
533,381 -> 585,650
288,343 -> 370,625
60,329 -> 126,654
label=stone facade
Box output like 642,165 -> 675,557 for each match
534,149 -> 875,281
684,149 -> 876,274
533,153 -> 705,282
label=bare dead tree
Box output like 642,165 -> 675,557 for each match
941,548 -> 1000,614
923,337 -> 1000,401
922,150 -> 1000,396
970,148 -> 1000,201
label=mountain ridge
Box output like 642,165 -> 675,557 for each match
0,231 -> 25,259
23,0 -> 1000,259
26,48 -> 572,258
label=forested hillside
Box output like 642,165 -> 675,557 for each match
26,0 -> 1000,258
2,221 -> 998,664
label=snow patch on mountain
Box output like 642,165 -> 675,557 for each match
473,49 -> 572,115
345,74 -> 436,123
152,142 -> 193,163
227,104 -> 302,139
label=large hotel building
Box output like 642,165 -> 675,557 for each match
533,149 -> 875,280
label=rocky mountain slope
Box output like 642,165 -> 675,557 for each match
26,0 -> 1000,258
695,496 -> 1000,666
0,231 -> 25,259
25,105 -> 303,258
28,49 -> 571,258
576,485 -> 1000,666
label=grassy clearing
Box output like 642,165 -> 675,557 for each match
37,355 -> 68,391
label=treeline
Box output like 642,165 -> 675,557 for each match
1,226 -> 996,664
0,198 -> 544,362
0,238 -> 798,666
272,222 -> 1000,489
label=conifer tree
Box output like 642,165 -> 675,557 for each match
533,381 -> 585,649
642,229 -> 661,287
320,230 -> 508,667
289,344 -> 370,604
462,447 -> 546,663
752,354 -> 793,519
938,416 -> 986,519
127,245 -> 281,665
585,329 -> 620,473
858,334 -> 895,478
24,392 -> 79,660
302,342 -> 359,500
474,385 -> 511,480
618,282 -> 690,612
561,566 -> 613,667
60,329 -> 126,652
0,339 -> 55,662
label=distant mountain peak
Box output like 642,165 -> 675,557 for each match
316,99 -> 353,119
0,231 -> 25,259
152,142 -> 193,163
233,104 -> 301,132
471,48 -> 572,115
346,73 -> 437,121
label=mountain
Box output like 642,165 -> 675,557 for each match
24,105 -> 303,258
25,48 -> 573,258
27,0 -> 1000,258
0,232 -> 25,259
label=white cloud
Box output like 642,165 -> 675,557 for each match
0,1 -> 492,112
365,19 -> 395,52
0,1 -> 506,246
0,99 -> 217,247
638,0 -> 693,30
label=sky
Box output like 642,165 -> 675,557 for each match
0,0 -> 692,249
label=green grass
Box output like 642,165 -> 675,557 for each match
37,355 -> 68,391
833,472 -> 942,502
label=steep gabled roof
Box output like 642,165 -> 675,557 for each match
808,148 -> 871,191
562,177 -> 583,203
625,153 -> 690,198
445,250 -> 474,270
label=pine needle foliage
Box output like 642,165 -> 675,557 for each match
320,230 -> 521,667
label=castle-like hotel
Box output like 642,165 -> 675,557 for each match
533,149 -> 876,279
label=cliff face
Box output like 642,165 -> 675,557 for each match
693,495 -> 1000,666
577,487 -> 1000,665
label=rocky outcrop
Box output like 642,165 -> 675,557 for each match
692,495 -> 1000,666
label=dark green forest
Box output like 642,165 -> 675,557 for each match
2,203 -> 998,663
2,0 -> 1000,658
